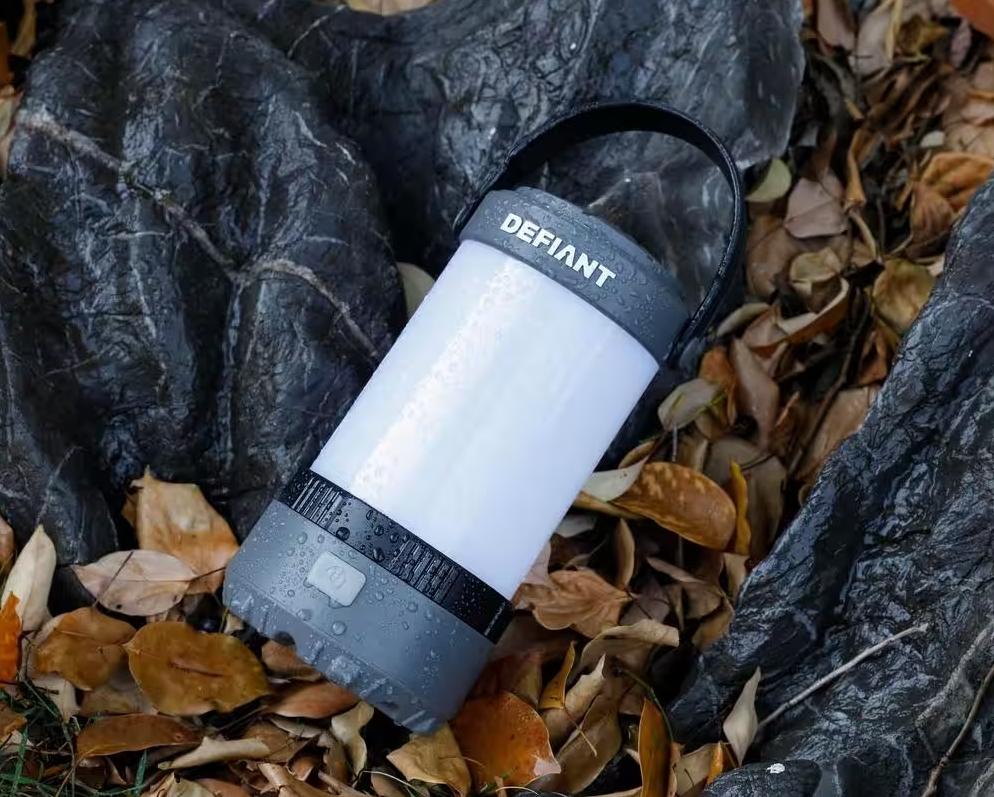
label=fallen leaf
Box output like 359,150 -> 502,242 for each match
518,542 -> 554,595
346,0 -> 438,14
745,159 -> 792,203
783,174 -> 847,239
161,736 -> 273,770
2,526 -> 55,632
0,518 -> 14,579
920,151 -> 994,211
291,755 -> 321,781
34,607 -> 135,690
260,640 -> 320,681
911,183 -> 956,248
674,744 -> 723,795
730,339 -> 781,451
578,620 -> 679,674
745,216 -> 804,299
645,558 -> 724,621
322,734 -> 351,782
331,701 -> 375,776
613,519 -> 637,590
657,380 -> 723,433
260,763 -> 336,797
0,705 -> 24,741
639,700 -> 675,797
873,259 -> 936,334
452,692 -> 560,789
196,781 -> 252,797
775,280 -> 850,346
799,386 -> 880,479
471,651 -> 544,706
270,680 -> 359,719
724,554 -> 749,603
30,673 -> 78,721
514,569 -> 631,638
149,776 -> 216,797
852,0 -> 898,75
816,0 -> 855,49
79,670 -> 150,716
241,723 -> 309,764
614,462 -> 736,550
130,470 -> 239,594
741,310 -> 789,359
716,303 -> 771,338
77,714 -> 200,757
723,669 -> 762,764
581,459 -> 649,503
727,462 -> 751,557
386,724 -> 471,797
789,248 -> 845,302
269,716 -> 326,739
951,0 -> 994,47
691,601 -> 734,651
124,621 -> 269,715
398,262 -> 435,318
0,595 -> 19,682
699,346 -> 737,425
370,772 -> 411,797
555,695 -> 622,793
73,550 -> 196,616
544,655 -> 608,748
539,642 -> 576,711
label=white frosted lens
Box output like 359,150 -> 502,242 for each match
311,240 -> 659,598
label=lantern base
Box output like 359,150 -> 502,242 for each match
223,472 -> 511,733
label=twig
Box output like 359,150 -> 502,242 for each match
919,658 -> 994,797
757,623 -> 927,731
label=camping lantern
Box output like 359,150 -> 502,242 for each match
223,101 -> 744,733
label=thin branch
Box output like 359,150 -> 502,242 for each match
758,623 -> 927,731
919,658 -> 994,797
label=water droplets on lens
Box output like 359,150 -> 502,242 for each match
335,527 -> 350,541
296,533 -> 308,544
406,601 -> 418,613
331,621 -> 347,636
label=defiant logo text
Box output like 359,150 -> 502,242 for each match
500,213 -> 617,287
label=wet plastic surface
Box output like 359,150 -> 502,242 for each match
1,0 -> 803,606
669,181 -> 994,795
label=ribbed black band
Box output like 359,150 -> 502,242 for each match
280,469 -> 513,642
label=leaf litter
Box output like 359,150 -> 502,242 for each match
0,1 -> 982,795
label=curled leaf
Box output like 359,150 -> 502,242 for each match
538,642 -> 576,711
260,640 -> 320,680
471,651 -> 544,706
578,620 -> 679,674
745,158 -> 792,203
543,655 -> 608,748
580,458 -> 648,503
124,621 -> 268,715
919,151 -> 994,211
0,595 -> 19,682
639,700 -> 675,797
77,714 -> 200,758
270,680 -> 359,719
330,700 -> 375,775
555,694 -> 622,793
723,668 -> 762,764
614,462 -> 736,550
2,526 -> 55,632
657,379 -> 722,432
161,736 -> 274,770
386,724 -> 472,797
451,692 -> 560,789
514,569 -> 631,638
73,550 -> 195,616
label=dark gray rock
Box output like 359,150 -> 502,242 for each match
669,180 -> 994,795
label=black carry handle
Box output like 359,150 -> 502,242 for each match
455,100 -> 745,366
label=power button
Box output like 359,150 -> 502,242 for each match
305,551 -> 367,606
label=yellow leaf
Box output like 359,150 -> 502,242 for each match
639,700 -> 675,797
0,594 -> 19,682
130,470 -> 239,594
514,569 -> 631,638
451,692 -> 561,789
124,621 -> 268,715
543,655 -> 608,748
873,259 -> 936,334
727,462 -> 751,557
745,158 -> 792,203
614,463 -> 736,550
539,642 -> 576,710
76,714 -> 200,757
386,724 -> 472,797
34,607 -> 135,690
919,151 -> 994,211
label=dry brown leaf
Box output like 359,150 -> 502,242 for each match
873,259 -> 936,334
125,621 -> 268,715
30,673 -> 78,721
77,714 -> 200,758
130,470 -> 239,594
789,248 -> 845,301
539,642 -> 576,711
346,0 -> 437,14
730,338 -> 781,451
724,554 -> 749,603
260,762 -> 341,797
543,655 -> 608,748
161,737 -> 274,770
578,620 -> 679,674
79,670 -> 150,716
0,595 -> 19,682
386,724 -> 471,797
370,772 -> 411,797
775,279 -> 850,346
727,462 -> 751,557
691,601 -> 734,651
518,543 -> 554,596
950,0 -> 994,46
920,151 -> 994,210
723,669 -> 762,764
451,692 -> 561,789
639,700 -> 676,797
270,680 -> 359,719
471,651 -> 544,707
816,0 -> 855,49
0,704 -> 24,743
555,694 -> 622,793
514,569 -> 631,638
330,700 -> 375,776
2,526 -> 55,632
148,775 -> 216,797
581,459 -> 649,503
34,607 -> 135,690
674,744 -> 723,795
799,386 -> 880,480
74,550 -> 195,616
242,723 -> 309,764
657,380 -> 723,433
0,517 -> 14,580
260,641 -> 320,681
911,183 -> 956,247
745,216 -> 804,299
784,174 -> 847,239
741,310 -> 789,360
699,346 -> 737,424
196,780 -> 252,797
614,519 -> 637,590
323,734 -> 351,783
615,462 -> 736,551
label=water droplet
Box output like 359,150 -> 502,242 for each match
374,525 -> 384,537
297,533 -> 308,544
331,621 -> 347,636
372,547 -> 385,563
407,601 -> 418,612
424,608 -> 434,621
296,608 -> 312,621
335,527 -> 350,541
286,548 -> 295,558
402,621 -> 410,630
389,532 -> 399,544
374,591 -> 384,601
287,589 -> 296,598
317,535 -> 325,544
366,509 -> 375,521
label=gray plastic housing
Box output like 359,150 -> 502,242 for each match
461,187 -> 689,364
224,496 -> 497,733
